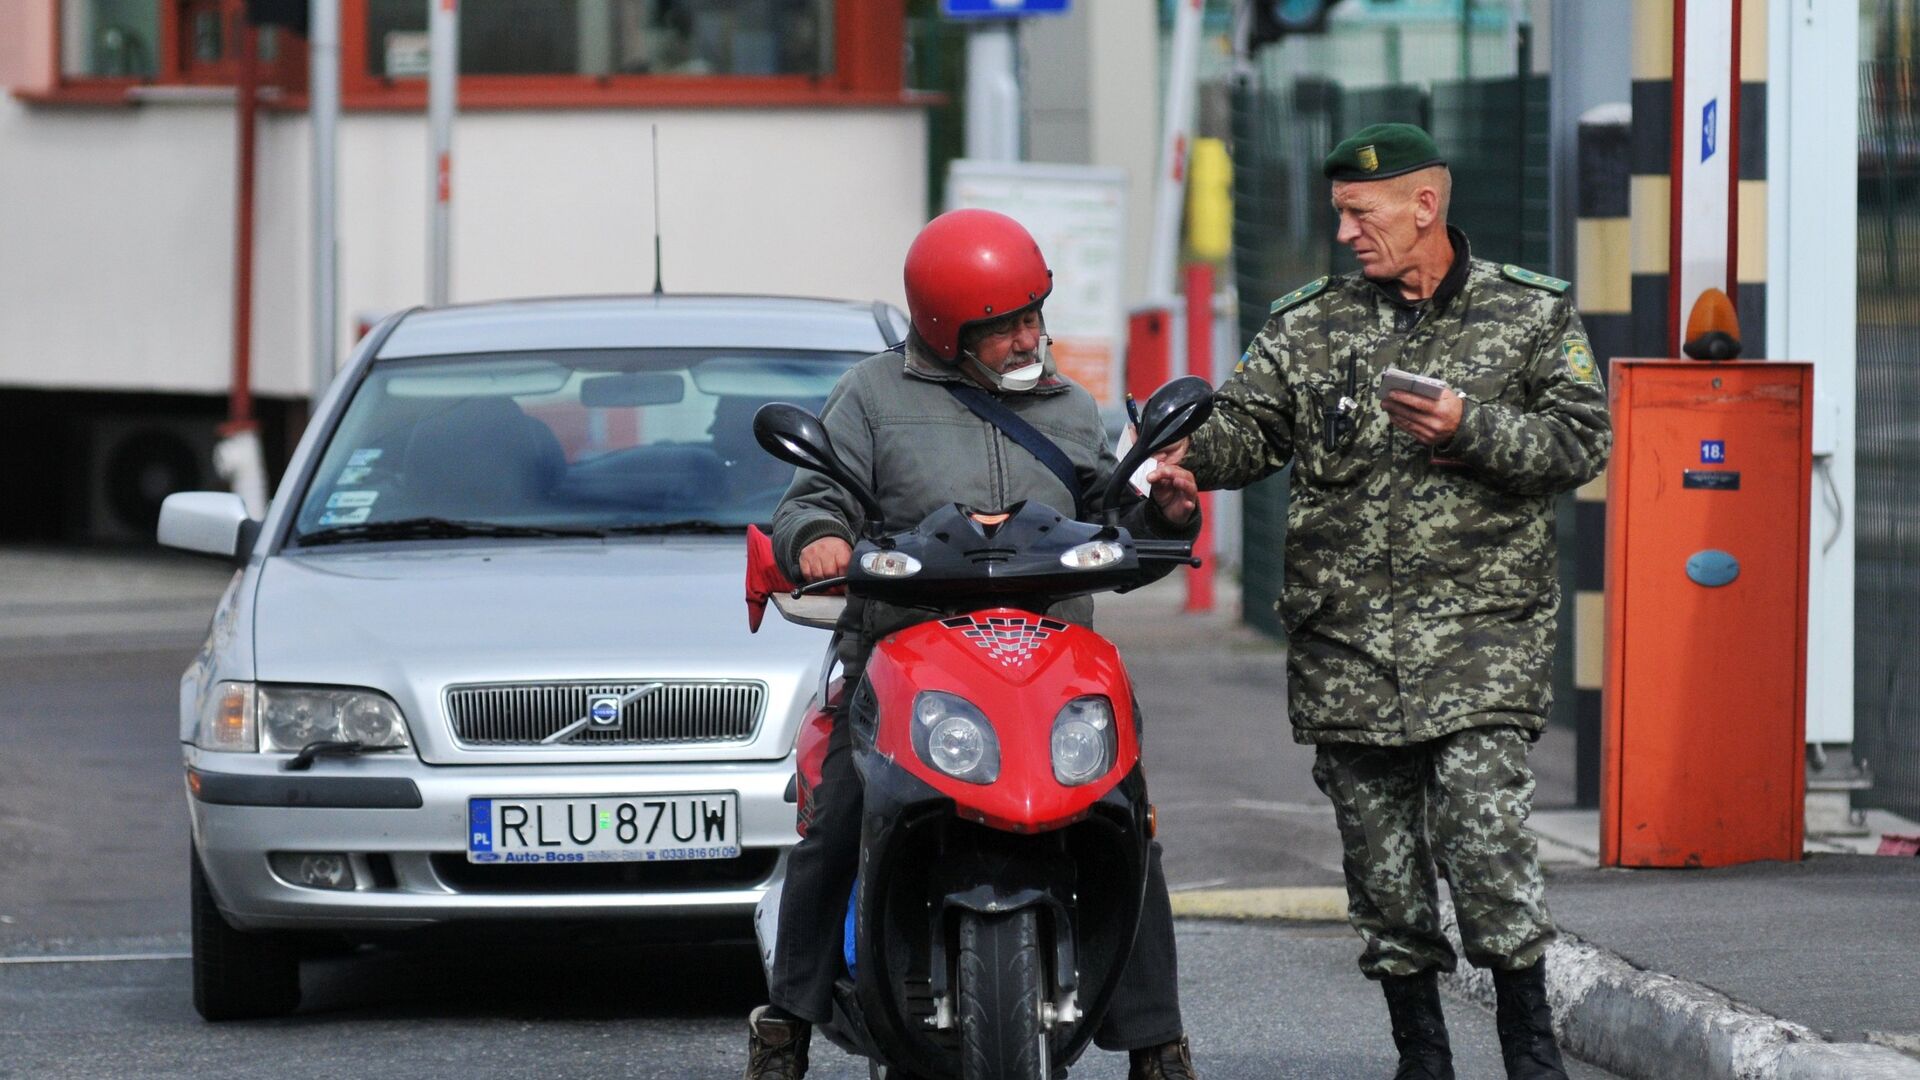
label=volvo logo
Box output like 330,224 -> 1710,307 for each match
587,696 -> 623,729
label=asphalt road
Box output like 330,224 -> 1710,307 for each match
0,552 -> 1619,1078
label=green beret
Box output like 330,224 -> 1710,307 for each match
1323,122 -> 1446,181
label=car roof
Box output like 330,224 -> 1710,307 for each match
375,294 -> 905,359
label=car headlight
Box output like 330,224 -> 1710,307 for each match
259,687 -> 411,752
910,691 -> 999,784
194,683 -> 412,753
860,550 -> 923,578
1051,696 -> 1116,786
1059,540 -> 1125,570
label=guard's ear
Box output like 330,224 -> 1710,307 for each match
1412,183 -> 1442,229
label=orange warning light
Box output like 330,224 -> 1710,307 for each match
1683,288 -> 1743,360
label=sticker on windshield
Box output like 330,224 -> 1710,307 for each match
336,466 -> 372,485
326,490 -> 379,510
317,507 -> 372,526
347,448 -> 384,467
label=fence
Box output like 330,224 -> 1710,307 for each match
1855,57 -> 1920,820
1226,58 -> 1550,642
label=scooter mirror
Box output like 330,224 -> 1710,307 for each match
1102,376 -> 1215,523
752,402 -> 887,530
1137,375 -> 1216,454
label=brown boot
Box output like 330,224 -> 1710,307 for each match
1128,1035 -> 1198,1080
744,1005 -> 810,1079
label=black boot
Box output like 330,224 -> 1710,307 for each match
1492,961 -> 1570,1079
1127,1035 -> 1198,1080
1380,972 -> 1455,1080
744,1005 -> 810,1079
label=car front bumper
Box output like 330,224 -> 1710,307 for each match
183,747 -> 798,932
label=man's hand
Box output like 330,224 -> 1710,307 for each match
1145,462 -> 1199,526
1152,437 -> 1191,467
798,537 -> 853,582
1382,388 -> 1464,447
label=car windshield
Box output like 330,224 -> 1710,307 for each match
291,347 -> 864,545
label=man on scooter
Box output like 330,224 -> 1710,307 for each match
743,208 -> 1204,1080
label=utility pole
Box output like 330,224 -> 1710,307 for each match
310,0 -> 340,404
427,0 -> 459,306
964,19 -> 1021,161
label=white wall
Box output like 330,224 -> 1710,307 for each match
1767,0 -> 1858,745
0,99 -> 928,397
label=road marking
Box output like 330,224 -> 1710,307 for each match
1170,886 -> 1349,922
0,952 -> 189,966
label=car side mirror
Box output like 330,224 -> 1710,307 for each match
158,492 -> 261,567
1103,376 -> 1215,523
752,403 -> 886,531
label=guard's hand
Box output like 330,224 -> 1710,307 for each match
798,537 -> 853,582
1145,462 -> 1199,526
1382,388 -> 1464,447
1152,437 -> 1191,467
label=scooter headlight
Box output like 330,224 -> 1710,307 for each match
859,550 -> 923,578
1059,540 -> 1125,570
910,691 -> 1000,785
1050,696 -> 1116,786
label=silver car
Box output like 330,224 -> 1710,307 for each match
159,294 -> 903,1020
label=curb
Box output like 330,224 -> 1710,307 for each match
1176,889 -> 1920,1080
1167,886 -> 1347,922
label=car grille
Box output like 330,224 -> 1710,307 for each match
445,681 -> 765,747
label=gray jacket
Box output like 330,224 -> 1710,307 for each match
772,337 -> 1197,672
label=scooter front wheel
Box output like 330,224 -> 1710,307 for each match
956,909 -> 1050,1080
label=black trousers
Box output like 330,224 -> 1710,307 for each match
767,715 -> 1185,1052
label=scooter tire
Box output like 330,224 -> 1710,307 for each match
956,909 -> 1050,1080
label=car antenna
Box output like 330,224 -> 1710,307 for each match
651,124 -> 665,295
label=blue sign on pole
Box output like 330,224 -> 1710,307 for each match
1701,98 -> 1718,163
941,0 -> 1071,18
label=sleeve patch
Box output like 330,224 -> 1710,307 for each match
1270,276 -> 1330,315
1502,263 -> 1571,294
1234,350 -> 1251,374
1562,337 -> 1600,385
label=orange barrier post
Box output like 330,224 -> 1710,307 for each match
1601,360 -> 1813,867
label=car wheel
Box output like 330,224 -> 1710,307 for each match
190,847 -> 301,1021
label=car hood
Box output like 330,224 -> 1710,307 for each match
251,539 -> 830,764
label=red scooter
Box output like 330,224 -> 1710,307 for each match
746,378 -> 1212,1080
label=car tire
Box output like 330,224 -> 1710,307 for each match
190,847 -> 301,1021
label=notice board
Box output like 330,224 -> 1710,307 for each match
946,160 -> 1129,411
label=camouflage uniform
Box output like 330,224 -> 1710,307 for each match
1181,228 -> 1611,976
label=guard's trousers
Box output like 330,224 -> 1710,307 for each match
1311,725 -> 1555,979
768,714 -> 1185,1051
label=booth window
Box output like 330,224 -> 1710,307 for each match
61,0 -> 161,78
31,0 -> 901,106
363,0 -> 834,79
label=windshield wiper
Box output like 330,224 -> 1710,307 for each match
600,520 -> 742,536
296,516 -> 607,547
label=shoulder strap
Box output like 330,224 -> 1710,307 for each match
943,382 -> 1087,520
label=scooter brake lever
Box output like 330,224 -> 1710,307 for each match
793,576 -> 849,598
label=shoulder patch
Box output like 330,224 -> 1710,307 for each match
1501,264 -> 1570,294
1269,276 -> 1330,315
1562,337 -> 1601,386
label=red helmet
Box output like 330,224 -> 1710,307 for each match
903,209 -> 1053,361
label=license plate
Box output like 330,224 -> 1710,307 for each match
466,793 -> 740,864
